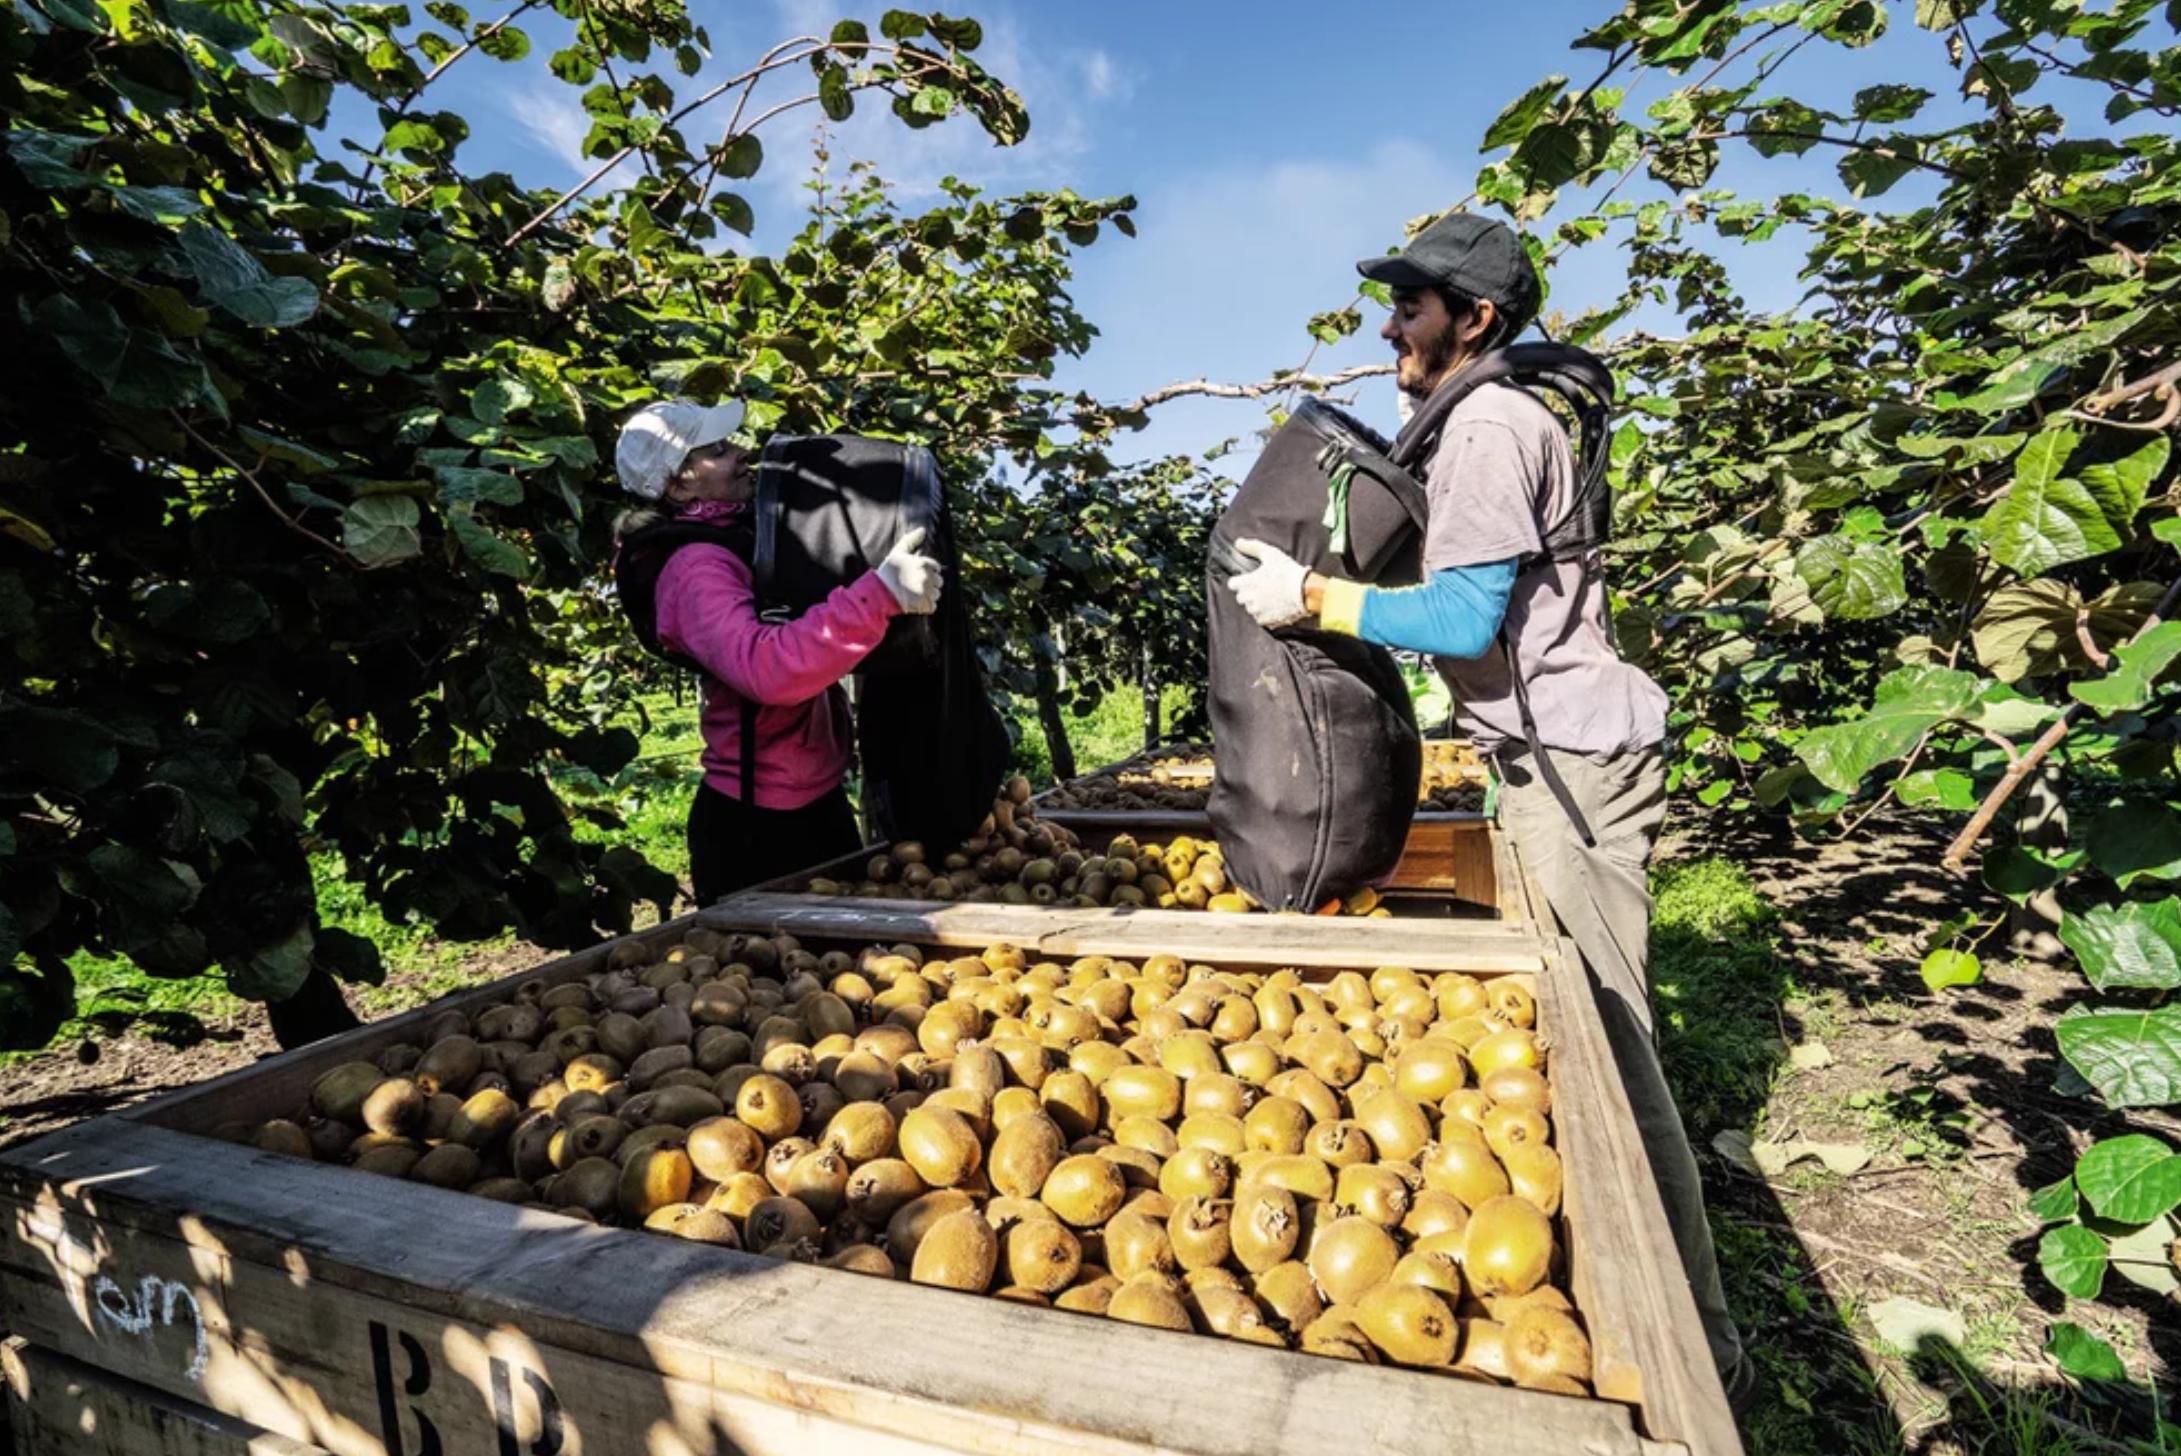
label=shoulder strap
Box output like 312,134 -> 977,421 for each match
613,519 -> 755,671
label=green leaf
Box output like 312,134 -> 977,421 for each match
830,19 -> 869,44
549,45 -> 595,85
84,844 -> 199,952
178,225 -> 319,328
709,192 -> 754,236
342,495 -> 421,566
2075,1134 -> 2181,1223
470,377 -> 533,425
879,9 -> 925,39
476,24 -> 527,61
449,511 -> 531,578
2057,1004 -> 2181,1107
2045,1323 -> 2127,1384
0,705 -> 118,791
1796,665 -> 1980,792
819,64 -> 854,122
31,294 -> 214,410
142,578 -> 270,644
2028,1176 -> 2078,1223
2061,898 -> 2181,992
1796,535 -> 1906,620
1982,844 -> 2082,902
716,132 -> 762,179
2088,803 -> 2181,888
1483,75 -> 1567,151
1896,768 -> 1977,810
1839,140 -> 1920,198
1920,947 -> 1981,991
2038,1223 -> 2107,1298
1853,84 -> 1932,122
2105,1213 -> 2180,1296
433,465 -> 523,506
2072,622 -> 2181,714
1914,0 -> 1979,28
109,184 -> 202,222
313,925 -> 385,986
5,128 -> 97,189
2079,437 -> 2168,533
228,924 -> 313,1002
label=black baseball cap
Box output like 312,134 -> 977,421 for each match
1357,212 -> 1541,337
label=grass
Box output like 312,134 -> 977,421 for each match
1008,683 -> 1200,787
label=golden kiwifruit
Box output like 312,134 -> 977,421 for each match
595,1012 -> 647,1066
1440,1088 -> 1495,1135
1505,1144 -> 1564,1216
843,1157 -> 926,1224
1480,1064 -> 1550,1116
1101,1065 -> 1182,1123
1097,1143 -> 1162,1191
763,1136 -> 816,1194
1180,1071 -> 1252,1121
619,1146 -> 694,1222
1108,1274 -> 1192,1331
642,1202 -> 703,1235
449,1088 -> 521,1151
1461,1195 -> 1554,1297
746,1195 -> 822,1251
1040,1154 -> 1126,1227
355,1144 -> 422,1179
1264,1068 -> 1342,1125
361,1077 -> 426,1137
1159,1146 -> 1234,1202
1484,1285 -> 1575,1323
1251,1260 -> 1324,1332
252,1119 -> 313,1159
706,1171 -> 772,1221
898,1106 -> 982,1188
782,1147 -> 851,1221
885,1188 -> 976,1265
924,1087 -> 992,1139
1003,1217 -> 1083,1294
410,1143 -> 480,1189
830,1051 -> 896,1102
1421,1137 -> 1510,1208
735,1073 -> 802,1141
310,1062 -> 385,1124
910,1209 -> 998,1293
554,1156 -> 622,1220
1289,1028 -> 1364,1088
683,1117 -> 762,1182
1304,1119 -> 1374,1168
616,1121 -> 686,1168
1487,980 -> 1537,1030
1102,1210 -> 1177,1282
1357,1282 -> 1456,1367
1352,1088 -> 1431,1162
1299,1312 -> 1378,1363
1401,1189 -> 1472,1243
1334,1163 -> 1412,1229
949,1044 -> 1007,1102
1168,1196 -> 1233,1271
1455,1318 -> 1512,1379
1393,1039 -> 1469,1104
562,1051 -> 622,1092
1054,1274 -> 1121,1315
712,1064 -> 763,1108
468,1176 -> 531,1204
1118,1189 -> 1174,1224
1245,1154 -> 1334,1203
802,991 -> 855,1043
1230,1184 -> 1300,1273
1483,1105 -> 1550,1165
1307,1216 -> 1400,1306
554,1113 -> 627,1170
1388,1249 -> 1464,1300
1064,1040 -> 1127,1087
990,1086 -> 1043,1132
1242,1096 -> 1309,1155
414,1036 -> 484,1097
1175,1111 -> 1247,1156
821,1102 -> 897,1166
1190,1285 -> 1276,1342
1156,1032 -> 1223,1082
1113,1115 -> 1180,1159
1469,1028 -> 1540,1078
667,1209 -> 743,1246
823,1243 -> 895,1277
1038,1071 -> 1101,1141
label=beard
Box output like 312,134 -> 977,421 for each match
1397,318 -> 1465,397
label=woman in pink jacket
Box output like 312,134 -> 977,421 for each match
615,399 -> 944,904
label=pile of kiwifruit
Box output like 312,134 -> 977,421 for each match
1042,748 -> 1215,813
242,931 -> 1589,1392
1420,741 -> 1489,814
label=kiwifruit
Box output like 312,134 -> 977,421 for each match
1401,1189 -> 1472,1243
410,1143 -> 481,1190
1003,1217 -> 1083,1294
1421,1137 -> 1510,1208
1461,1195 -> 1555,1297
1113,1115 -> 1181,1158
746,1195 -> 822,1251
1289,1029 -> 1364,1088
1038,1071 -> 1102,1140
1167,1196 -> 1233,1271
1159,1146 -> 1233,1203
468,1177 -> 532,1204
829,1051 -> 896,1103
1101,1065 -> 1182,1123
896,1105 -> 982,1188
1229,1184 -> 1300,1273
821,1103 -> 897,1166
1102,1209 -> 1177,1282
886,1189 -> 977,1265
685,1117 -> 764,1182
596,1012 -> 647,1066
762,1136 -> 815,1195
1155,1032 -> 1222,1082
1189,1284 -> 1275,1342
1484,1285 -> 1575,1323
642,1202 -> 703,1235
1299,1312 -> 1378,1362
563,1053 -> 622,1092
1054,1273 -> 1121,1315
1175,1111 -> 1247,1156
910,1209 -> 999,1293
1388,1248 -> 1464,1300
706,1171 -> 773,1221
629,1085 -> 727,1129
310,1063 -> 385,1124
1264,1068 -> 1342,1125
1504,1144 -> 1564,1216
252,1119 -> 313,1159
1242,1096 -> 1309,1155
1107,1274 -> 1192,1331
355,1144 -> 423,1179
1455,1318 -> 1513,1379
305,1117 -> 358,1161
449,1088 -> 520,1151
361,1077 -> 426,1137
1468,1028 -> 1540,1078
413,1036 -> 484,1097
1040,1154 -> 1126,1227
1480,1064 -> 1550,1115
1334,1163 -> 1412,1229
823,1244 -> 895,1277
1097,1143 -> 1163,1191
1307,1216 -> 1400,1306
1440,1087 -> 1495,1134
1250,1260 -> 1324,1332
1482,1105 -> 1550,1165
734,1073 -> 802,1141
665,1209 -> 743,1246
990,1087 -> 1043,1132
782,1147 -> 851,1220
1354,1089 -> 1433,1163
1357,1282 -> 1457,1367
1304,1119 -> 1373,1168
554,1156 -> 622,1220
619,1146 -> 694,1222
840,1157 -> 925,1225
1245,1154 -> 1335,1203
924,1087 -> 993,1139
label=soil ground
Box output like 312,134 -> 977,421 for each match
1,810 -> 2172,1454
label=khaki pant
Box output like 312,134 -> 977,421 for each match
1495,744 -> 1745,1381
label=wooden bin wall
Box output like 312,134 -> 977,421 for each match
1,904 -> 1739,1456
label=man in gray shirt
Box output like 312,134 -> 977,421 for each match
1227,211 -> 1748,1405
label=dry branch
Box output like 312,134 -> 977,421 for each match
1118,362 -> 1394,415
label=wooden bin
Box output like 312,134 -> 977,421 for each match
0,897 -> 1741,1456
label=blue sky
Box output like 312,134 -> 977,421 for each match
359,1 -> 2130,468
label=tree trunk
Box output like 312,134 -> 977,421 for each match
1034,657 -> 1077,783
1141,645 -> 1160,749
267,965 -> 363,1050
2009,761 -> 2067,958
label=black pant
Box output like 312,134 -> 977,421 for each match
686,782 -> 861,906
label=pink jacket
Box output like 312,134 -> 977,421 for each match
654,537 -> 899,810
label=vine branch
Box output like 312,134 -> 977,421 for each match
176,419 -> 348,560
1118,363 -> 1395,415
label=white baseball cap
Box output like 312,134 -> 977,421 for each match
614,398 -> 748,500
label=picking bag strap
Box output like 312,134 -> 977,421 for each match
1502,630 -> 1596,848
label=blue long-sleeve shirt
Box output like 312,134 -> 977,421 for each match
1321,559 -> 1518,659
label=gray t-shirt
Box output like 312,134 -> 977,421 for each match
1420,380 -> 1667,757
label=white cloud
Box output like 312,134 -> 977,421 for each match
1080,49 -> 1133,102
504,82 -> 640,191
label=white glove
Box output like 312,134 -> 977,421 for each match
1226,538 -> 1311,629
876,526 -> 944,614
